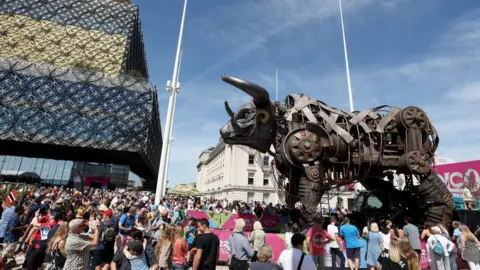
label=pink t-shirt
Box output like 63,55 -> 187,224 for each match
172,238 -> 188,265
307,225 -> 333,256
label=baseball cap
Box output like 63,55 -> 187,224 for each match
291,233 -> 306,247
68,218 -> 88,232
104,209 -> 113,218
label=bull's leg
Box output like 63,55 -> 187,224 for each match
414,173 -> 454,226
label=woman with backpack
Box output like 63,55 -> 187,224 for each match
426,226 -> 455,270
458,225 -> 480,270
44,223 -> 68,270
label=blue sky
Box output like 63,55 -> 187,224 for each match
133,0 -> 480,187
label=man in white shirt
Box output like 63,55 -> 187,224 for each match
277,233 -> 316,270
328,216 -> 346,270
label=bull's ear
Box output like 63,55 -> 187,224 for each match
256,109 -> 270,124
221,75 -> 270,106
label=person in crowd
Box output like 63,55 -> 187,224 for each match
64,218 -> 100,270
366,222 -> 384,270
307,215 -> 333,270
0,206 -> 27,268
44,223 -> 68,270
437,223 -> 457,270
249,220 -> 266,262
227,218 -> 254,270
193,218 -> 220,270
171,225 -> 188,269
340,217 -> 361,270
251,245 -> 278,270
111,228 -> 158,270
458,224 -> 480,270
363,219 -> 373,238
377,238 -> 408,270
136,208 -> 152,239
426,226 -> 455,270
117,207 -> 136,252
277,233 -> 316,270
155,225 -> 173,269
285,222 -> 300,250
328,216 -> 346,270
185,217 -> 196,251
451,221 -> 462,262
403,217 -> 421,255
380,223 -> 391,250
0,200 -> 15,242
24,205 -> 57,269
93,209 -> 115,270
421,222 -> 432,241
398,237 -> 420,270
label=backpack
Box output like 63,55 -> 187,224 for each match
433,236 -> 445,257
112,214 -> 121,233
102,222 -> 116,245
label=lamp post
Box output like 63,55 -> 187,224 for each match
155,0 -> 187,205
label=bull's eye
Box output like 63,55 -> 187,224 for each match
256,109 -> 270,124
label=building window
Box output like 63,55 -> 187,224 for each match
263,175 -> 269,186
263,193 -> 269,203
248,154 -> 255,165
247,192 -> 254,202
263,156 -> 269,166
248,172 -> 254,185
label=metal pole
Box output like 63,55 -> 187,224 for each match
275,69 -> 278,101
161,50 -> 183,197
155,0 -> 187,205
0,156 -> 6,173
338,0 -> 354,112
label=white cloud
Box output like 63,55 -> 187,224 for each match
186,0 -> 382,84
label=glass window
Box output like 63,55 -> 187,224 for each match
263,156 -> 269,166
263,193 -> 269,203
263,176 -> 269,186
247,192 -> 254,202
248,155 -> 255,165
248,172 -> 254,185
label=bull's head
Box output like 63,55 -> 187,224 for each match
219,75 -> 275,153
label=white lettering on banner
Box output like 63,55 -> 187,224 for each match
220,240 -> 229,256
437,169 -> 480,195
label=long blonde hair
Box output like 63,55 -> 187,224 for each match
398,238 -> 420,270
155,224 -> 174,258
459,225 -> 476,241
389,238 -> 401,263
47,223 -> 68,252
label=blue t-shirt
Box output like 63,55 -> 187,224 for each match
186,226 -> 196,244
4,215 -> 21,243
453,228 -> 461,247
119,214 -> 135,235
339,224 -> 361,248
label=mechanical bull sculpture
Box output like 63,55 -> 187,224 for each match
219,75 -> 454,224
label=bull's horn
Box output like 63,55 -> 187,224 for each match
221,75 -> 270,106
224,101 -> 234,117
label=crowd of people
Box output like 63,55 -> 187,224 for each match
0,186 -> 478,270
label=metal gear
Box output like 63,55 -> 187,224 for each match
396,106 -> 428,130
399,151 -> 431,174
285,129 -> 323,164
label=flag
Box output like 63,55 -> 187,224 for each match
6,190 -> 17,206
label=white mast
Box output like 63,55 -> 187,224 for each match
338,0 -> 354,112
155,0 -> 187,205
275,69 -> 279,101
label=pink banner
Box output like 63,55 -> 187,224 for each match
213,229 -> 285,261
223,214 -> 255,231
436,160 -> 480,196
420,240 -> 429,269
